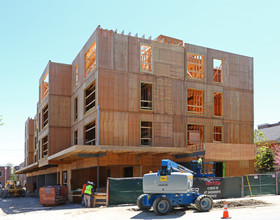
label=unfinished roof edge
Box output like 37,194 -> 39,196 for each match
97,25 -> 252,58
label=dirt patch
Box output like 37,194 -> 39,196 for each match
214,199 -> 269,209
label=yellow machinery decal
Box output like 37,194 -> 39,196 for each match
160,176 -> 167,181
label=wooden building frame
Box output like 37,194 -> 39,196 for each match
140,43 -> 153,73
140,81 -> 153,111
187,53 -> 204,79
18,26 -> 255,193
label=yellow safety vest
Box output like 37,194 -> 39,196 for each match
84,185 -> 93,195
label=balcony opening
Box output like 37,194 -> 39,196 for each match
140,44 -> 152,72
84,121 -> 96,145
141,82 -> 152,110
187,53 -> 204,79
141,121 -> 152,146
187,89 -> 204,114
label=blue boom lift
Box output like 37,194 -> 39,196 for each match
137,159 -> 213,215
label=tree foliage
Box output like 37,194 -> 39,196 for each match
254,129 -> 275,173
254,146 -> 275,173
7,163 -> 18,181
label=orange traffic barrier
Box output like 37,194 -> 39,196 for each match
221,201 -> 231,219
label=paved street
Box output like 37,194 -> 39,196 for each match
1,195 -> 280,219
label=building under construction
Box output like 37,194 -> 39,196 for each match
17,26 -> 255,194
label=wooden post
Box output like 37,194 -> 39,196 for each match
97,166 -> 100,192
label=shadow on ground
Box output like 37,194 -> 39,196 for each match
129,206 -> 196,219
0,196 -> 82,215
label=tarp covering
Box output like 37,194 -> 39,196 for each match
243,174 -> 276,196
193,177 -> 241,199
108,177 -> 143,205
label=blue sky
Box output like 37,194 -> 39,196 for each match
0,0 -> 279,165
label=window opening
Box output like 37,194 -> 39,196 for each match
74,130 -> 78,145
84,82 -> 96,113
84,121 -> 96,145
213,58 -> 223,82
141,121 -> 152,146
74,64 -> 79,87
187,89 -> 204,114
42,104 -> 48,128
187,53 -> 204,79
42,72 -> 49,99
74,97 -> 78,120
187,124 -> 204,146
85,41 -> 96,77
141,83 -> 152,110
140,44 -> 152,72
42,136 -> 48,158
39,113 -> 41,132
214,92 -> 223,116
213,126 -> 222,142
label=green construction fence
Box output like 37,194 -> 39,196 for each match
243,174 -> 277,196
108,177 -> 143,205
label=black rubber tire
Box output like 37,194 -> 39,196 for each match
20,190 -> 26,197
137,194 -> 151,210
195,195 -> 213,212
153,197 -> 172,215
3,190 -> 8,199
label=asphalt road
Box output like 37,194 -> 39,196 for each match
1,195 -> 280,220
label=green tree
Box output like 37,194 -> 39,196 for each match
255,146 -> 275,173
254,129 -> 275,173
254,129 -> 267,146
7,163 -> 18,181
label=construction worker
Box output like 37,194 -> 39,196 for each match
81,182 -> 87,207
84,181 -> 95,208
198,157 -> 203,165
